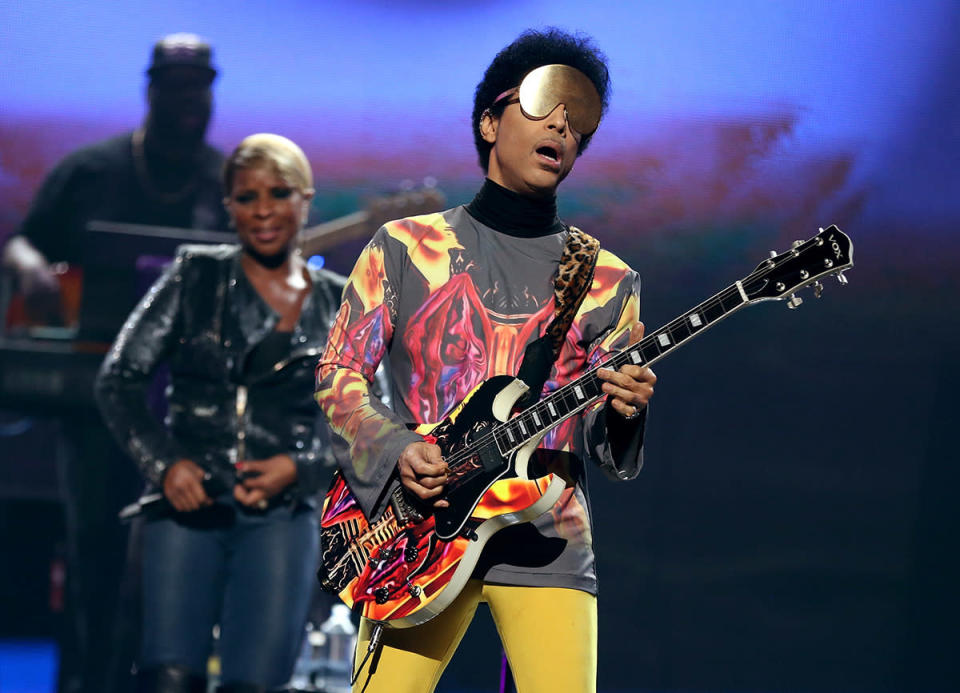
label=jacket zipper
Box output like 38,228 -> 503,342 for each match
235,384 -> 248,463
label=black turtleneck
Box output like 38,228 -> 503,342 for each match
465,178 -> 565,238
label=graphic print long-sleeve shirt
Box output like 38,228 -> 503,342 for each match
316,204 -> 644,593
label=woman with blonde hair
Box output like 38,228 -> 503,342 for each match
97,134 -> 343,693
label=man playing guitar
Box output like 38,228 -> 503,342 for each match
316,28 -> 656,692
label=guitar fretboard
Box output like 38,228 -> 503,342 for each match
491,281 -> 750,454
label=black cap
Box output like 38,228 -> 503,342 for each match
147,33 -> 217,81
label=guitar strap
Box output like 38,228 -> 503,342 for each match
516,226 -> 600,406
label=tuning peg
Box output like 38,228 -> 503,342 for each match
813,281 -> 824,298
792,240 -> 803,249
787,294 -> 803,309
769,250 -> 777,258
836,271 -> 848,285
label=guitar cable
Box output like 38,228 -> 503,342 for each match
352,621 -> 385,690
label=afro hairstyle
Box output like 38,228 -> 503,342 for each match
472,28 -> 611,172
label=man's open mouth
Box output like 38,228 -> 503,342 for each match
536,144 -> 561,163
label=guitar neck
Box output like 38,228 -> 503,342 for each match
457,223 -> 853,457
493,280 -> 751,452
298,212 -> 371,257
297,186 -> 447,258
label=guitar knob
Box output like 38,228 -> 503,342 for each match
404,546 -> 420,563
836,271 -> 849,285
370,547 -> 394,567
407,584 -> 422,598
787,294 -> 803,309
374,587 -> 390,605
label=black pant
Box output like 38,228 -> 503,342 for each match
57,413 -> 142,693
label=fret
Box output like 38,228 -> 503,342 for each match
640,338 -> 661,363
719,288 -> 744,313
518,420 -> 529,445
529,406 -> 545,431
556,388 -> 574,413
583,374 -> 602,399
568,386 -> 586,411
702,299 -> 726,323
664,323 -> 682,344
568,382 -> 588,406
558,392 -> 577,419
667,318 -> 693,344
528,410 -> 540,430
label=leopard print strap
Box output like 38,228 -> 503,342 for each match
543,226 -> 600,361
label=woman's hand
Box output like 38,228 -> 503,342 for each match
163,459 -> 213,512
233,455 -> 298,509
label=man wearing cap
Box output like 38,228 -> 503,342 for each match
0,34 -> 227,693
1,33 -> 226,313
316,28 -> 657,692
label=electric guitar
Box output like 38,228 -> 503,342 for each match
319,225 -> 854,628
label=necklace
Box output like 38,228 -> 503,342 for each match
131,128 -> 201,205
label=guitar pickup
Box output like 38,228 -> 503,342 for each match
478,443 -> 503,472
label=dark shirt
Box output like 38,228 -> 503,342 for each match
18,132 -> 227,264
245,329 -> 295,381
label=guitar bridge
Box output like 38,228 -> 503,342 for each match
390,486 -> 425,525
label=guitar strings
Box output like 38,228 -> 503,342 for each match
440,260 -> 781,469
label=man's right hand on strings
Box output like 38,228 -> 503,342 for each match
398,441 -> 449,508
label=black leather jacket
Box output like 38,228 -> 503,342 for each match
95,244 -> 347,503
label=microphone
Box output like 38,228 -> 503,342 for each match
117,468 -> 237,522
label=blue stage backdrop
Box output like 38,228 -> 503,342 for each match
1,1 -> 958,691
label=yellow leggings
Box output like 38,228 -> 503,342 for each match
352,580 -> 597,693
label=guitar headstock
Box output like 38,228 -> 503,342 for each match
742,225 -> 853,307
366,182 -> 446,230
299,181 -> 446,256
